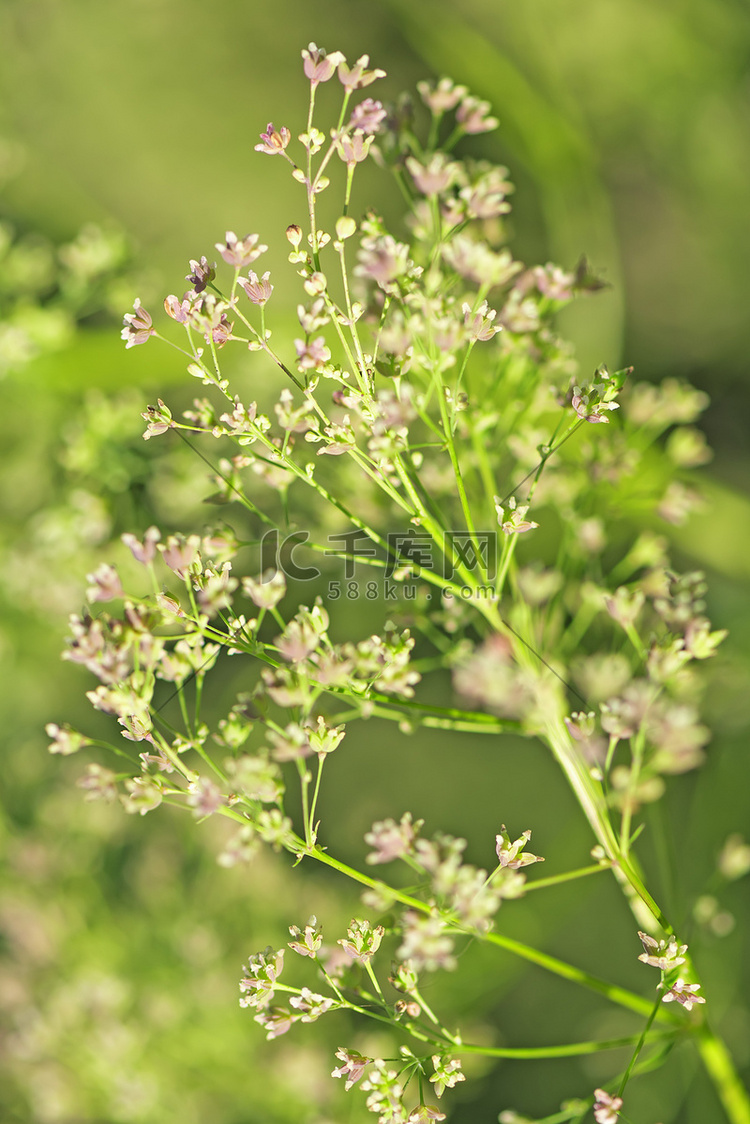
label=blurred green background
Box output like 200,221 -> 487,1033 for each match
1,1 -> 749,1121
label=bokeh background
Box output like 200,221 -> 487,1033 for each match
1,1 -> 749,1121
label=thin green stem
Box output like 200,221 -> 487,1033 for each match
304,844 -> 676,1022
617,993 -> 662,1098
522,863 -> 610,894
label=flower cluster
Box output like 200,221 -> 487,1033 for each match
50,39 -> 738,1124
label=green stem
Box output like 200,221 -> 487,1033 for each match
459,1029 -> 677,1061
304,844 -> 675,1022
522,862 -> 610,894
617,993 -> 662,1097
697,1024 -> 750,1124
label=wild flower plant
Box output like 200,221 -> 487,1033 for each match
51,43 -> 749,1124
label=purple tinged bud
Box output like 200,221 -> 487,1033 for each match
185,256 -> 216,293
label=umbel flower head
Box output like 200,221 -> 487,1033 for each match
637,930 -> 688,970
661,977 -> 706,1011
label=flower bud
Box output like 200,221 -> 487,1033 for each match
335,216 -> 357,240
286,224 -> 303,249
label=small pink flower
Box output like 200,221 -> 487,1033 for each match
141,399 -> 174,439
532,263 -> 575,300
86,563 -> 124,602
417,77 -> 468,113
406,153 -> 460,196
495,496 -> 538,535
215,231 -> 268,267
294,336 -> 331,371
288,987 -> 334,1022
337,54 -> 386,90
239,270 -> 273,305
337,130 -> 373,165
495,825 -> 544,869
159,534 -> 201,579
46,723 -> 91,756
210,313 -> 233,347
164,293 -> 191,322
331,1048 -> 369,1090
301,43 -> 346,85
661,977 -> 706,1011
462,300 -> 499,342
187,776 -> 223,817
288,917 -> 322,958
349,98 -> 387,134
355,234 -> 412,290
365,813 -> 421,865
593,1089 -> 622,1124
571,388 -> 619,424
118,714 -> 155,743
637,931 -> 688,971
253,1007 -> 295,1039
456,95 -> 499,134
121,298 -> 155,347
254,124 -> 291,155
122,527 -> 161,565
408,1107 -> 446,1123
